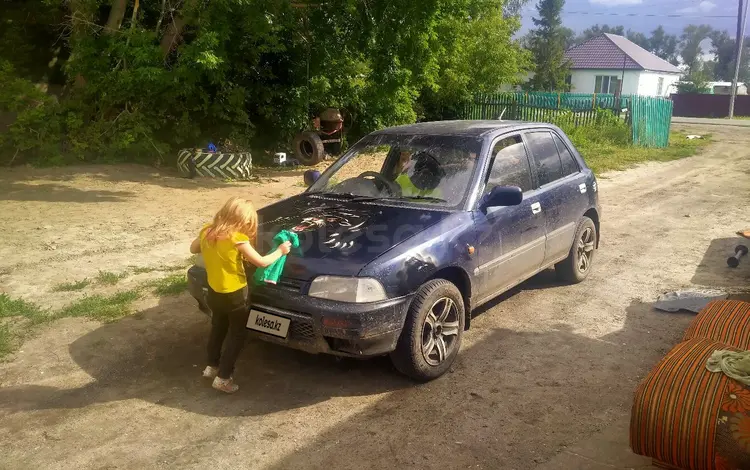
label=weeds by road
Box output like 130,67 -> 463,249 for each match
52,279 -> 92,292
0,265 -> 192,360
579,132 -> 712,175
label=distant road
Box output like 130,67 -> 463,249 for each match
672,116 -> 750,127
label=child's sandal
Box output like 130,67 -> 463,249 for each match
202,366 -> 219,379
212,376 -> 239,394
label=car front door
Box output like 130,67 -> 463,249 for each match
473,134 -> 546,304
523,130 -> 588,266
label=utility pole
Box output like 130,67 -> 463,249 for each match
730,0 -> 749,119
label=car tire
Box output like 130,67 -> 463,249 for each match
390,279 -> 465,382
555,216 -> 597,283
293,131 -> 325,166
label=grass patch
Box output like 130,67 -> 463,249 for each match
131,257 -> 195,275
0,293 -> 46,322
55,290 -> 141,322
131,266 -> 159,274
96,270 -> 128,285
52,279 -> 91,292
145,273 -> 188,296
578,132 -> 712,174
0,324 -> 13,358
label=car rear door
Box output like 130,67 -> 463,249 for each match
472,134 -> 546,304
523,129 -> 589,267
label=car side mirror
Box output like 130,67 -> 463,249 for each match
304,169 -> 321,187
481,185 -> 523,209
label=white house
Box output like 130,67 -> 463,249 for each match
706,81 -> 748,95
564,34 -> 682,97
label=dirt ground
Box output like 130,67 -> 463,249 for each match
1,124 -> 750,469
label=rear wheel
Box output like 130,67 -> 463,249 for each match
555,216 -> 597,283
390,279 -> 465,382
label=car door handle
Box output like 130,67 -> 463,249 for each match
531,202 -> 542,215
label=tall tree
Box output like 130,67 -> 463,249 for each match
626,30 -> 650,50
577,24 -> 625,43
527,0 -> 570,91
710,30 -> 736,81
561,26 -> 576,50
648,26 -> 679,65
680,24 -> 713,74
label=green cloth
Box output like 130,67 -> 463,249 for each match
706,349 -> 750,385
395,173 -> 443,198
253,230 -> 300,285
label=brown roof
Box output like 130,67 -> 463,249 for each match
565,33 -> 681,74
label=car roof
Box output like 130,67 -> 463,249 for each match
370,120 -> 552,138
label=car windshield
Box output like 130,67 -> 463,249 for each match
308,134 -> 483,208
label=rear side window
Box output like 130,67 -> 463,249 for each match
552,133 -> 579,176
525,131 -> 562,186
486,135 -> 533,193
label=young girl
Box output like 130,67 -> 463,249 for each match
190,197 -> 291,393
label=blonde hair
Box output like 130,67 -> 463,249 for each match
203,197 -> 258,246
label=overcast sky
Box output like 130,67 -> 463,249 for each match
519,0 -> 741,36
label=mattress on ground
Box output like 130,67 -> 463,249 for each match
683,300 -> 750,349
630,337 -> 750,469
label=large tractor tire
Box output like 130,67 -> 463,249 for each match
177,150 -> 252,179
293,131 -> 325,166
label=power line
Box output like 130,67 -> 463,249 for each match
563,11 -> 735,19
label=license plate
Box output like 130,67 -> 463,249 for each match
247,310 -> 291,338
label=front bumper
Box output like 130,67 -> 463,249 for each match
186,266 -> 412,358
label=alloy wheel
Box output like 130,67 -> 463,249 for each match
577,227 -> 595,273
421,297 -> 460,366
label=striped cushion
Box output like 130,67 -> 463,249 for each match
630,338 -> 739,469
683,301 -> 750,349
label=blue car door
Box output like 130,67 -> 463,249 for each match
472,134 -> 546,304
523,130 -> 589,267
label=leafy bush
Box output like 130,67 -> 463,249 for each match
0,0 -> 530,167
552,108 -> 630,149
0,61 -> 64,165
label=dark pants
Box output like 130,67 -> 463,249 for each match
206,286 -> 250,379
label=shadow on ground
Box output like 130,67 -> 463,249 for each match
0,275 -> 695,468
2,182 -> 136,203
0,163 -> 314,195
692,237 -> 750,289
0,296 -> 410,417
261,297 -> 693,469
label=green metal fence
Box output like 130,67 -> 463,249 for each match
629,95 -> 674,148
463,92 -> 673,148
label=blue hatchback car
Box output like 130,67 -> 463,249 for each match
187,120 -> 601,381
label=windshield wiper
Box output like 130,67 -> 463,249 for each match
392,195 -> 447,203
310,191 -> 383,202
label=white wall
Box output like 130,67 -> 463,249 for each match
569,69 -> 641,95
637,72 -> 681,97
569,69 -> 679,97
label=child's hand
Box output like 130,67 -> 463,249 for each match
279,241 -> 292,255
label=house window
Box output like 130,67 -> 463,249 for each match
657,77 -> 665,96
565,74 -> 572,88
594,75 -> 620,94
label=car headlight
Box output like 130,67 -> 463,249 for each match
308,276 -> 387,303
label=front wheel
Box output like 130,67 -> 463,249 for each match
390,279 -> 465,382
555,216 -> 597,283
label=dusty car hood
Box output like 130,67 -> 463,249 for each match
256,193 -> 451,279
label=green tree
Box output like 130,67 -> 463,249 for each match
680,24 -> 713,74
575,24 -> 625,44
627,31 -> 650,50
0,0 -> 531,165
527,0 -> 570,91
675,70 -> 712,94
649,26 -> 679,66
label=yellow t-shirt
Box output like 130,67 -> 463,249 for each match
199,225 -> 249,293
